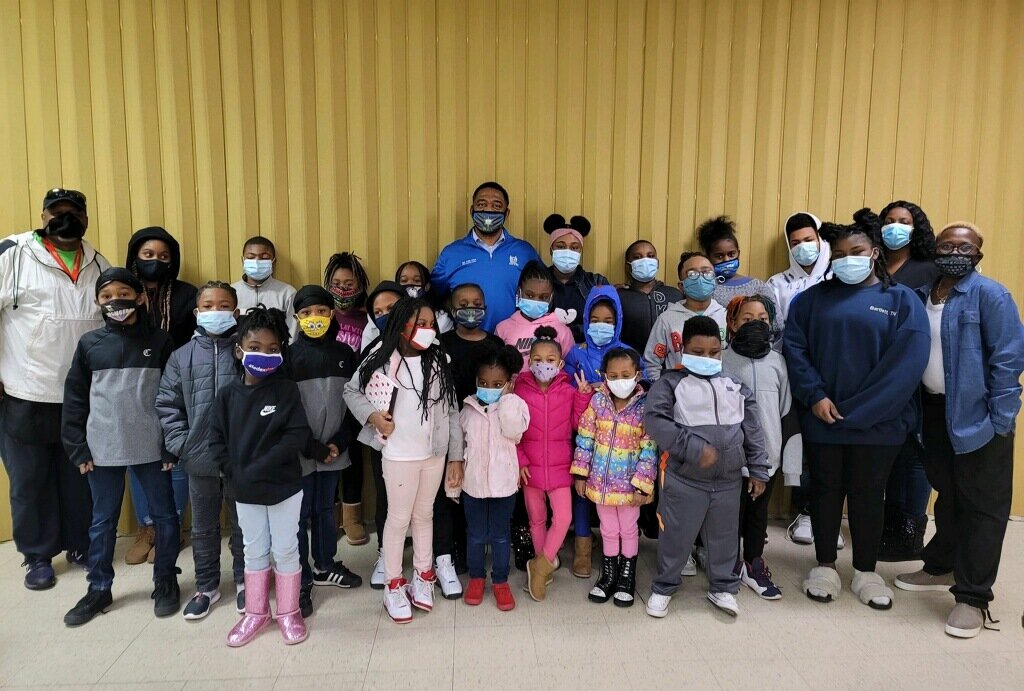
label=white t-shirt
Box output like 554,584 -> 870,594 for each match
383,356 -> 434,461
922,299 -> 946,395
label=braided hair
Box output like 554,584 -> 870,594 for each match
725,294 -> 777,338
322,252 -> 370,306
358,297 -> 457,421
819,208 -> 893,288
236,304 -> 290,372
131,264 -> 174,332
879,200 -> 936,261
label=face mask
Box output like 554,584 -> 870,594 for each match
239,350 -> 283,379
791,241 -> 820,266
243,259 -> 273,281
518,297 -> 549,320
934,254 -> 975,279
832,255 -> 874,284
329,285 -> 362,312
730,320 -> 772,359
587,322 -> 615,347
102,299 -> 137,323
374,313 -> 390,333
681,353 -> 722,377
196,310 -> 236,336
552,249 -> 582,274
881,223 -> 913,251
713,258 -> 740,280
530,361 -> 560,383
454,307 -> 485,329
405,286 -> 424,299
476,386 -> 503,406
682,274 -> 716,301
298,315 -> 332,339
44,214 -> 86,242
136,259 -> 172,282
630,257 -> 659,282
606,376 -> 638,400
406,326 -> 436,351
472,211 -> 505,235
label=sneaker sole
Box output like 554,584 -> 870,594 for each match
370,579 -> 386,590
645,605 -> 668,618
894,579 -> 953,592
612,595 -> 634,608
313,579 -> 361,589
64,607 -> 110,627
410,600 -> 433,612
386,611 -> 413,624
681,568 -> 697,577
707,595 -> 738,616
944,623 -> 981,639
25,579 -> 56,591
183,609 -> 212,620
436,585 -> 463,601
742,577 -> 783,601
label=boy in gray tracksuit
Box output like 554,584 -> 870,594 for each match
643,316 -> 769,618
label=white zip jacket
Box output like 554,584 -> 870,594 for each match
0,231 -> 110,403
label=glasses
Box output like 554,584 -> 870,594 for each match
683,269 -> 715,280
935,242 -> 980,256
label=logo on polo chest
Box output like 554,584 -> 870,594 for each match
509,256 -> 519,267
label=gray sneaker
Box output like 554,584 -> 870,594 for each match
945,603 -> 984,638
894,569 -> 954,592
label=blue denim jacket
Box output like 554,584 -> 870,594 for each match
916,271 -> 1024,454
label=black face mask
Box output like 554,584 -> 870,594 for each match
102,299 -> 138,323
730,320 -> 772,359
43,214 -> 86,242
136,259 -> 172,282
934,255 -> 975,279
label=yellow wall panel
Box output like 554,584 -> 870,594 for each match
2,0 -> 1024,543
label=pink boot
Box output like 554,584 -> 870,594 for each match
227,568 -> 271,647
274,569 -> 308,645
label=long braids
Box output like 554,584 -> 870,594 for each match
322,252 -> 370,304
820,208 -> 893,289
358,297 -> 457,421
131,264 -> 174,331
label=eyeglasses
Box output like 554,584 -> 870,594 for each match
682,269 -> 716,280
935,242 -> 980,256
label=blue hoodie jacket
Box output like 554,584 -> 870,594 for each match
564,286 -> 647,385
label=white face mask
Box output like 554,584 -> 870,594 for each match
408,326 -> 437,351
606,376 -> 638,400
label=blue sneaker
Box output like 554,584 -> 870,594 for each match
66,550 -> 89,570
24,560 -> 56,590
741,558 -> 782,600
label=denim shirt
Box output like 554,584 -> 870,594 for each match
916,271 -> 1024,454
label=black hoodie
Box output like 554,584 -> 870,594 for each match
126,226 -> 198,348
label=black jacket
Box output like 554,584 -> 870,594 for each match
209,373 -> 310,505
549,266 -> 608,343
126,226 -> 198,348
617,282 -> 684,354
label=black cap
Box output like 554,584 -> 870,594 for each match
96,267 -> 144,297
293,285 -> 335,312
43,188 -> 87,212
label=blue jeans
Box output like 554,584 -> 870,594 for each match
87,463 -> 179,591
462,493 -> 516,584
884,437 -> 932,520
573,489 -> 592,537
130,464 -> 189,525
236,491 -> 303,574
298,471 -> 340,585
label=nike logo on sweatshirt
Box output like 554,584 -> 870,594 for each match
259,406 -> 276,417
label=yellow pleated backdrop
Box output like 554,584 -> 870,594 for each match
1,0 -> 1023,541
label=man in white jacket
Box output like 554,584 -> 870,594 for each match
0,188 -> 110,590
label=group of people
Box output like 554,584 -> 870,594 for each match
0,182 -> 1021,647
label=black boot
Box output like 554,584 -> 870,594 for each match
512,524 -> 535,572
300,582 -> 314,618
879,513 -> 922,562
588,555 -> 618,604
910,515 -> 928,555
152,572 -> 181,618
64,589 -> 113,627
613,555 -> 637,608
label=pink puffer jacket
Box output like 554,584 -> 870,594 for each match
459,393 -> 530,499
514,370 -> 592,491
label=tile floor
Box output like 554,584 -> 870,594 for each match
1,519 -> 1023,690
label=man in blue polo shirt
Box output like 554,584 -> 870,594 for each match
431,182 -> 540,332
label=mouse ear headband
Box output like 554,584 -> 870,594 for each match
544,214 -> 591,246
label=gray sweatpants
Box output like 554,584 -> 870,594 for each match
652,471 -> 742,595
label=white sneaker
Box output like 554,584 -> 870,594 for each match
646,592 -> 672,618
434,554 -> 463,600
836,532 -> 846,550
370,550 -> 386,590
410,570 -> 435,612
682,553 -> 697,577
707,591 -> 739,616
384,579 -> 413,624
788,514 -> 813,544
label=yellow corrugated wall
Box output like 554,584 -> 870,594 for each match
1,0 -> 1023,541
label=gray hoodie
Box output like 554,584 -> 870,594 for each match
643,300 -> 728,381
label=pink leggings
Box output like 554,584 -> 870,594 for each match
381,456 -> 445,581
523,485 -> 572,562
596,504 -> 641,558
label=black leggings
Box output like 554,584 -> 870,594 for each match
341,439 -> 366,505
737,473 -> 778,562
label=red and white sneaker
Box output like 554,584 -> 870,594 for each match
384,578 -> 413,624
410,570 -> 436,612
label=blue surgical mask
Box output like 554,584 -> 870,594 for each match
374,314 -> 390,333
681,353 -> 722,377
518,297 -> 549,320
713,258 -> 740,279
476,386 -> 503,406
454,307 -> 486,329
630,257 -> 659,282
881,223 -> 913,250
791,241 -> 820,266
587,322 -> 615,347
551,249 -> 582,274
196,310 -> 236,336
831,255 -> 874,284
239,350 -> 283,379
472,211 -> 505,235
682,275 -> 716,300
243,259 -> 273,282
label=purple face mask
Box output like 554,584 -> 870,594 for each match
530,362 -> 560,383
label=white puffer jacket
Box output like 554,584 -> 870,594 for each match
0,231 -> 110,403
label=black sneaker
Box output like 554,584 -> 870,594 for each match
313,562 -> 363,588
65,550 -> 89,570
64,589 -> 113,627
300,583 -> 314,618
182,591 -> 221,620
23,560 -> 56,591
152,574 -> 181,617
235,586 -> 245,614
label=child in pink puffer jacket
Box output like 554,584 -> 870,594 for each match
514,326 -> 593,602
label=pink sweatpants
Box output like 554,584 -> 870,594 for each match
596,504 -> 641,558
382,456 -> 445,581
523,485 -> 572,562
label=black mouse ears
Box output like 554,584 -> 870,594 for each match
543,214 -> 592,237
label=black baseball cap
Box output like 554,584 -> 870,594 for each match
43,188 -> 87,212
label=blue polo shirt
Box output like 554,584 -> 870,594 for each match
431,229 -> 540,332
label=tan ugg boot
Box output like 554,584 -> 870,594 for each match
125,525 -> 155,565
572,536 -> 593,578
341,503 -> 369,546
527,554 -> 556,602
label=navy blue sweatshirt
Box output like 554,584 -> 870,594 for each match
783,279 -> 929,445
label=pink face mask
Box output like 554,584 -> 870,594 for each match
530,362 -> 560,383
